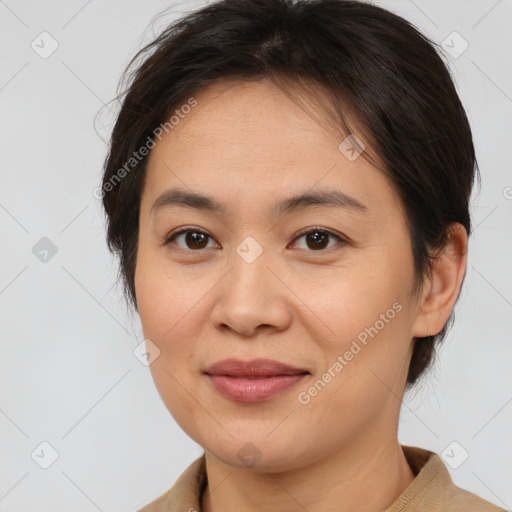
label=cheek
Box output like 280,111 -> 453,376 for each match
135,246 -> 202,337
134,248 -> 224,396
134,252 -> 206,428
293,300 -> 412,445
295,249 -> 415,400
301,255 -> 411,349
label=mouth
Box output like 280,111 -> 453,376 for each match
207,374 -> 309,378
205,374 -> 309,402
203,358 -> 310,402
204,358 -> 309,377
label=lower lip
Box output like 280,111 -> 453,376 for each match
206,374 -> 308,402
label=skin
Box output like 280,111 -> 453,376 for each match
134,79 -> 468,512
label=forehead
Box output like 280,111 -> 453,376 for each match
142,79 -> 401,218
161,79 -> 345,156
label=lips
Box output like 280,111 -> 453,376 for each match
204,358 -> 310,377
204,358 -> 310,402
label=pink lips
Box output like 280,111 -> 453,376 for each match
204,358 -> 309,402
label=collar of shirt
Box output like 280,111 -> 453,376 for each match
137,444 -> 506,512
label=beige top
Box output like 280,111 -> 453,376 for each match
137,445 -> 507,511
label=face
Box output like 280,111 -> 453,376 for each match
135,79 -> 423,472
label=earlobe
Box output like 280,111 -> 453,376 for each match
411,223 -> 468,338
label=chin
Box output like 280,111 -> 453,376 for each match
199,434 -> 312,474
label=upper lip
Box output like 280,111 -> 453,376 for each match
204,358 -> 310,377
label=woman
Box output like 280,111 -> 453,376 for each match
99,0 -> 505,510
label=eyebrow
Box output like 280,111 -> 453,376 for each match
150,187 -> 368,217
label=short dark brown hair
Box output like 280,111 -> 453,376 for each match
100,0 -> 478,388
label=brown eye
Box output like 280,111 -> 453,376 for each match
292,228 -> 345,251
165,229 -> 216,250
164,226 -> 346,253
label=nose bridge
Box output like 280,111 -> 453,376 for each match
228,234 -> 270,297
210,233 -> 287,333
235,235 -> 266,267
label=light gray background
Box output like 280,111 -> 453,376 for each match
0,0 -> 511,511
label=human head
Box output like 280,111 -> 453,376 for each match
100,0 -> 476,394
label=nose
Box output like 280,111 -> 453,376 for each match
210,240 -> 292,337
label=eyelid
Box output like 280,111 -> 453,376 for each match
164,226 -> 217,247
292,226 -> 346,243
289,226 -> 347,252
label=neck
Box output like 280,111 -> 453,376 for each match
201,437 -> 416,512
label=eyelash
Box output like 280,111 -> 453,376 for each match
163,226 -> 347,253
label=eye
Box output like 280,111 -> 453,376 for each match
164,228 -> 218,251
290,227 -> 346,251
164,226 -> 346,252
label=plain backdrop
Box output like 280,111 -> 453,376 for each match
0,0 -> 511,511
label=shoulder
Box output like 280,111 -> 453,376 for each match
390,445 -> 507,512
443,484 -> 508,512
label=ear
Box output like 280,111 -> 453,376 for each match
411,223 -> 468,338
